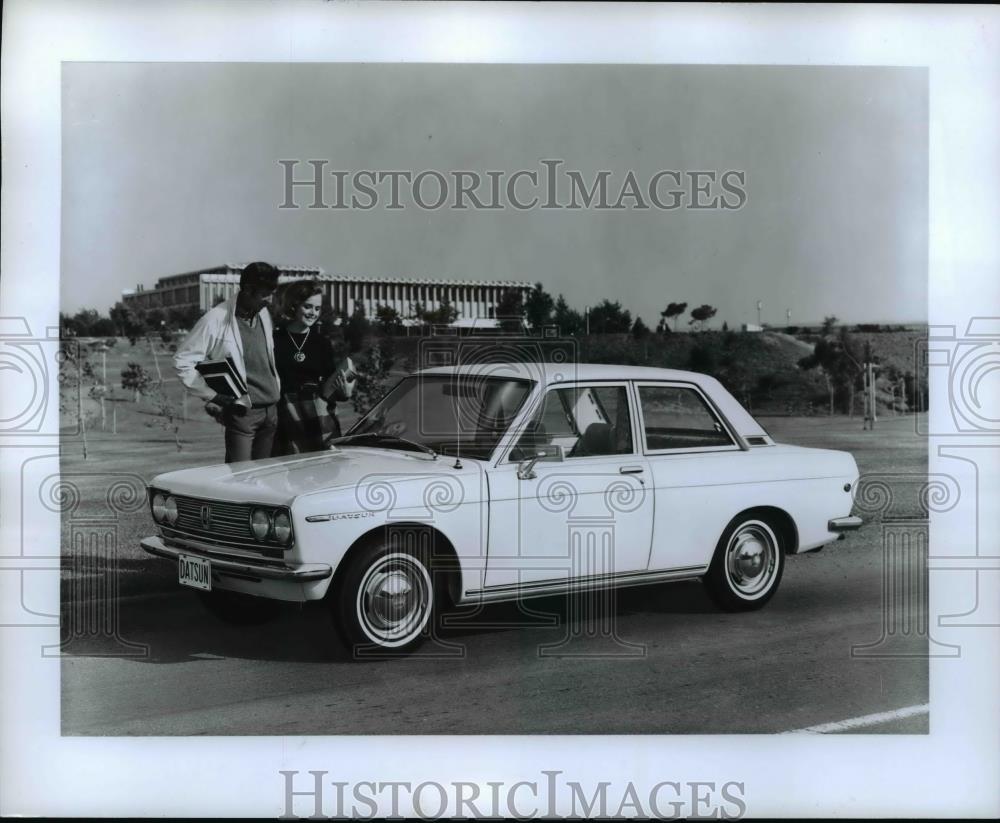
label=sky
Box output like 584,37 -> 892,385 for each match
61,63 -> 927,327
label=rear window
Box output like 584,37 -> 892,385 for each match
638,385 -> 735,450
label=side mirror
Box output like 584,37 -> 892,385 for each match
517,444 -> 563,480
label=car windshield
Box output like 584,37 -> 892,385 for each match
345,374 -> 534,460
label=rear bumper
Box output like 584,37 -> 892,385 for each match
140,536 -> 332,582
827,516 -> 863,533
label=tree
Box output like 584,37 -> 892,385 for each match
588,300 -> 632,334
797,326 -> 864,415
118,304 -> 149,344
320,301 -> 347,332
375,304 -> 403,335
424,297 -> 459,326
659,302 -> 688,332
409,300 -> 429,328
631,316 -> 651,340
58,342 -> 100,459
352,340 -> 395,415
553,295 -> 584,336
821,315 -> 839,336
119,362 -> 184,450
524,282 -> 555,331
61,308 -> 119,338
166,305 -> 202,332
754,373 -> 785,404
344,300 -> 370,353
120,362 -> 154,402
145,383 -> 184,451
145,308 -> 166,332
109,302 -> 131,336
688,304 -> 718,331
496,288 -> 525,332
688,343 -> 718,373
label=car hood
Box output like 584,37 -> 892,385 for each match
150,447 -> 475,505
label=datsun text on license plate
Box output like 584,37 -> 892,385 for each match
178,554 -> 211,591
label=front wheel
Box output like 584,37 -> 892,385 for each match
331,543 -> 436,654
703,516 -> 785,611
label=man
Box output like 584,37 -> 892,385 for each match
175,261 -> 282,462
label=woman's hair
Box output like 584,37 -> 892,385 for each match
278,279 -> 324,322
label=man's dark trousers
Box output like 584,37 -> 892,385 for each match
223,405 -> 278,463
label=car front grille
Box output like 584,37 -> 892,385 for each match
157,494 -> 290,552
175,496 -> 254,541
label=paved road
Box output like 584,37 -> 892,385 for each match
61,522 -> 928,735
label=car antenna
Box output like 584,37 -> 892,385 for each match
452,377 -> 463,469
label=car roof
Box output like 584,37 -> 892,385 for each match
417,362 -> 709,384
415,362 -> 769,439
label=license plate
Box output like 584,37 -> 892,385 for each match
178,554 -> 212,591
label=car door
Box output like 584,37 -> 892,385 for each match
484,382 -> 653,591
635,381 -> 749,571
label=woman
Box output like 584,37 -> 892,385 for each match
272,280 -> 356,456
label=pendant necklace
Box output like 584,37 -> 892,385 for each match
288,327 -> 309,362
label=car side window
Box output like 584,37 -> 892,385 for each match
511,385 -> 633,460
638,385 -> 734,450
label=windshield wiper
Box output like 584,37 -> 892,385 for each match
328,432 -> 437,459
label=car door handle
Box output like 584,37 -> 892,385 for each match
619,465 -> 644,474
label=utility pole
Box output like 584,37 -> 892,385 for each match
756,300 -> 763,327
862,340 -> 877,430
98,343 -> 108,431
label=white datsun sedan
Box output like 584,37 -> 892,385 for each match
142,363 -> 861,652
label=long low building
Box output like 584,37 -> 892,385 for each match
121,264 -> 533,322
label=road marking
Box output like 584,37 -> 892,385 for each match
782,703 -> 929,734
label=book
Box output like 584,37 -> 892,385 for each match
195,357 -> 248,399
320,357 -> 357,401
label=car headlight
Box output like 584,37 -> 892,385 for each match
250,508 -> 272,541
272,511 -> 292,545
164,496 -> 178,525
151,492 -> 167,523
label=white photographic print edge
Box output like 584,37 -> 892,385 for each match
1,1 -> 998,818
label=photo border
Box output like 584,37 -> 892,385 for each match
2,1 -> 998,817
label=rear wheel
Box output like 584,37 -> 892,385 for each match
197,589 -> 281,625
703,515 -> 784,611
331,543 -> 436,654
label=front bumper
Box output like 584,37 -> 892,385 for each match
828,516 -> 863,533
140,536 -> 333,582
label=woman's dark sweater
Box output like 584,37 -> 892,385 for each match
273,326 -> 338,398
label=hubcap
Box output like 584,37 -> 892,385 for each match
357,554 -> 432,646
368,570 -> 415,624
725,522 -> 778,598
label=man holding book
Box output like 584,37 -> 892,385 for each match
174,261 -> 282,463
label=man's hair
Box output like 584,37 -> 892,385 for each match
239,261 -> 280,291
278,279 -> 324,320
